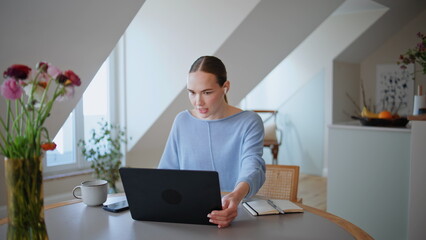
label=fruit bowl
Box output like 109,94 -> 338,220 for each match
351,116 -> 409,127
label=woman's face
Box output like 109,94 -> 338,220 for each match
187,71 -> 227,120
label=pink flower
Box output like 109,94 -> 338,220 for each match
39,63 -> 61,82
1,77 -> 23,99
47,64 -> 61,79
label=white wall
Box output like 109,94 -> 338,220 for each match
337,0 -> 426,63
278,70 -> 325,175
243,8 -> 386,110
242,6 -> 386,175
333,61 -> 361,123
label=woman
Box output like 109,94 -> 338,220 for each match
158,56 -> 265,228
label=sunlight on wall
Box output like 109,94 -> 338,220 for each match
124,0 -> 260,150
240,4 -> 387,175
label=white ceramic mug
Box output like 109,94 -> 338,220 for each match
72,180 -> 108,206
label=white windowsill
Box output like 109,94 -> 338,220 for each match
43,168 -> 93,182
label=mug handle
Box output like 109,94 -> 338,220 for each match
72,186 -> 82,199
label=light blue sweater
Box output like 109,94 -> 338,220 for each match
158,110 -> 265,198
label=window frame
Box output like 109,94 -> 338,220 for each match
43,57 -> 115,176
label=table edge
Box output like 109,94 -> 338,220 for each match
1,195 -> 373,240
296,203 -> 373,240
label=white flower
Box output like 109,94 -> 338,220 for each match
23,83 -> 47,108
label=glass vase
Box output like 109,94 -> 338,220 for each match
4,157 -> 48,240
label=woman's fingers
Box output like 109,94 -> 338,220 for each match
208,206 -> 238,228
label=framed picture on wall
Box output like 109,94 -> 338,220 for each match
376,64 -> 414,116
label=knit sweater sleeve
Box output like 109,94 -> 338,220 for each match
158,114 -> 181,169
236,112 -> 266,198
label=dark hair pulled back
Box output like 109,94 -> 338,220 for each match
189,56 -> 227,87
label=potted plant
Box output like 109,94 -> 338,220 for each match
78,120 -> 127,193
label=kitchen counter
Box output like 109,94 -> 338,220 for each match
327,122 -> 411,240
329,120 -> 411,132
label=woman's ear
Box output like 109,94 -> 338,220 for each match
223,81 -> 230,94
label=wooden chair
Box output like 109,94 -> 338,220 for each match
252,110 -> 282,165
257,164 -> 301,202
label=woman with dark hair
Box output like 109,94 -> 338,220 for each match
159,56 -> 265,228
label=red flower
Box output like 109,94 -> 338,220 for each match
64,70 -> 81,86
56,70 -> 81,87
41,142 -> 57,151
3,64 -> 31,80
56,74 -> 68,84
37,62 -> 48,73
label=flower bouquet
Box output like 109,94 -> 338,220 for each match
0,62 -> 81,240
398,32 -> 426,74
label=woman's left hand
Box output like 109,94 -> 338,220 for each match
207,182 -> 250,228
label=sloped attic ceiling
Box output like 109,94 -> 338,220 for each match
0,0 -> 146,136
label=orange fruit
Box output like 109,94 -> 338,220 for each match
378,111 -> 393,119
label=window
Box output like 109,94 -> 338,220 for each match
45,112 -> 75,167
45,58 -> 111,174
83,60 -> 110,139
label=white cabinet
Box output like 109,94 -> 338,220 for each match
408,121 -> 426,240
327,123 -> 411,240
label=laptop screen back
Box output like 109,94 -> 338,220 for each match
119,168 -> 222,225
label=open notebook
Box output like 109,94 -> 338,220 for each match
243,199 -> 303,216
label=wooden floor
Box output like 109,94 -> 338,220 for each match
298,174 -> 327,211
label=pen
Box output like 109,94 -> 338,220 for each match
267,199 -> 285,214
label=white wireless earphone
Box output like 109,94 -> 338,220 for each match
224,87 -> 228,94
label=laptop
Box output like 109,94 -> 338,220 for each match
119,168 -> 222,225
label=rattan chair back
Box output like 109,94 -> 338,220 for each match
257,164 -> 300,202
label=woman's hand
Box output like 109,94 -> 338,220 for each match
207,182 -> 249,228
